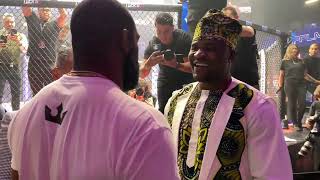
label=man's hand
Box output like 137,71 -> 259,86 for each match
276,86 -> 283,94
306,118 -> 316,130
0,42 -> 6,48
145,51 -> 164,68
57,8 -> 67,28
314,85 -> 320,99
161,58 -> 178,69
240,25 -> 254,37
140,51 -> 165,78
22,6 -> 32,17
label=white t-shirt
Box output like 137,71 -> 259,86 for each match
8,75 -> 179,180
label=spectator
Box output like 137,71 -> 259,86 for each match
9,0 -> 179,179
305,43 -> 320,94
278,44 -> 320,131
0,45 -> 72,180
128,78 -> 157,107
0,13 -> 28,111
51,45 -> 73,80
57,25 -> 71,50
139,12 -> 193,113
179,0 -> 227,37
22,6 -> 67,95
222,6 -> 259,89
300,86 -> 320,170
165,9 -> 292,179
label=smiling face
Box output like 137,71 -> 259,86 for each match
189,38 -> 234,84
38,8 -> 52,22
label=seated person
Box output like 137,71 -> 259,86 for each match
302,86 -> 320,170
128,78 -> 157,107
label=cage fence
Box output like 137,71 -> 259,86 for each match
0,1 -> 288,115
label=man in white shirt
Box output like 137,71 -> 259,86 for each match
8,0 -> 179,180
165,9 -> 292,180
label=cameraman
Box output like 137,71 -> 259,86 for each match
303,86 -> 320,170
0,13 -> 28,110
140,13 -> 193,113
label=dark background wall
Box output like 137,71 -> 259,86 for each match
229,0 -> 320,32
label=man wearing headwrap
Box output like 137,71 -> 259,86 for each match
164,9 -> 292,180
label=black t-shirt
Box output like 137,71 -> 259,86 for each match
144,29 -> 193,88
187,0 -> 227,24
280,59 -> 306,84
231,33 -> 259,85
25,12 -> 61,63
304,55 -> 320,80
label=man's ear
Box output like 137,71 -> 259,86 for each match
121,29 -> 130,54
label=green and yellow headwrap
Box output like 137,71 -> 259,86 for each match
193,9 -> 242,50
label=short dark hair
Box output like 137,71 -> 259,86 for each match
71,0 -> 135,58
155,12 -> 173,26
222,6 -> 239,18
55,45 -> 72,69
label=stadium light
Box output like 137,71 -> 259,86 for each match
305,0 -> 319,5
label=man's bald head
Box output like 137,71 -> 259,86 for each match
71,0 -> 139,91
71,0 -> 136,58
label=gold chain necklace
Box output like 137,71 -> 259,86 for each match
67,71 -> 107,79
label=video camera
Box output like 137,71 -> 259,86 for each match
298,113 -> 320,157
160,49 -> 175,61
10,29 -> 17,36
0,29 -> 18,44
160,49 -> 184,61
0,35 -> 7,44
153,44 -> 183,61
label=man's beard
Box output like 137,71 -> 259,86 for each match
122,48 -> 139,92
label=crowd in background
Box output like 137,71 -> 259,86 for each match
0,0 -> 319,179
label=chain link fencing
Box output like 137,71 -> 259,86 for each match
0,1 -> 287,115
254,29 -> 288,118
0,1 -> 180,111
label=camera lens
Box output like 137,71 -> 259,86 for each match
298,141 -> 314,156
163,49 -> 175,61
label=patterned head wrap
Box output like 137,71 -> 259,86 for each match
193,9 -> 242,50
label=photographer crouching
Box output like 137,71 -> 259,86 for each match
0,13 -> 28,110
298,85 -> 320,170
140,13 -> 193,113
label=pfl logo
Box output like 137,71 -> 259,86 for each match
24,0 -> 39,4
